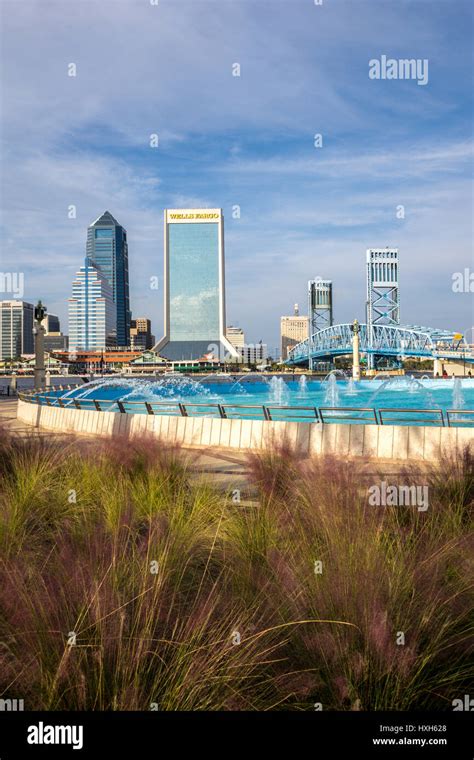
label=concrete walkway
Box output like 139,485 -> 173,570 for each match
0,396 -> 254,496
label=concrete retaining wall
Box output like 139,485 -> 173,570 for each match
16,399 -> 473,461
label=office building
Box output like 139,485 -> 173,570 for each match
226,325 -> 245,350
44,334 -> 69,353
68,258 -> 116,351
155,209 -> 239,361
41,314 -> 60,334
130,318 -> 154,351
86,211 -> 131,346
0,300 -> 34,359
280,304 -> 308,360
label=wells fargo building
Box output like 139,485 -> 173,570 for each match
155,209 -> 238,361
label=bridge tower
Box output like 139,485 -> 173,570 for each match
366,249 -> 400,370
308,278 -> 333,370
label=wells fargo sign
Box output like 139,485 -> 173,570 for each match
168,212 -> 220,221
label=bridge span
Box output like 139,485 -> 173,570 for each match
286,323 -> 474,367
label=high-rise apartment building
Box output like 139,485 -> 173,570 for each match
155,209 -> 238,361
0,300 -> 34,359
86,211 -> 131,346
68,259 -> 116,351
280,304 -> 308,360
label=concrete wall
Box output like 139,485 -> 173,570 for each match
16,399 -> 473,462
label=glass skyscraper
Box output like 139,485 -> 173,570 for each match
68,258 -> 116,351
155,209 -> 239,361
86,211 -> 131,346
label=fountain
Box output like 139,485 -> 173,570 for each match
227,378 -> 249,395
346,377 -> 358,396
59,376 -> 217,407
323,373 -> 340,406
268,377 -> 289,405
322,369 -> 347,381
452,378 -> 464,409
26,371 -> 474,428
298,374 -> 308,396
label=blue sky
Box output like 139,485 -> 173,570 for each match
0,0 -> 472,353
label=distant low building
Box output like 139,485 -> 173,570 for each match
44,333 -> 69,352
237,343 -> 268,365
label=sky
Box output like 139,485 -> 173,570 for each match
0,0 -> 473,354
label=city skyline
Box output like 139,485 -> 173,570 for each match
0,0 -> 472,350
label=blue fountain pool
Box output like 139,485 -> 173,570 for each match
42,374 -> 474,426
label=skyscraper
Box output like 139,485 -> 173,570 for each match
155,209 -> 239,361
0,300 -> 34,359
68,259 -> 116,351
86,211 -> 131,346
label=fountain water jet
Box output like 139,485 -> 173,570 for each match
323,373 -> 340,405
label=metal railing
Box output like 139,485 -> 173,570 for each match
16,390 -> 474,428
378,408 -> 446,426
319,407 -> 378,425
446,409 -> 474,427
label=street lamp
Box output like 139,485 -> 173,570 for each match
350,318 -> 361,381
33,300 -> 47,390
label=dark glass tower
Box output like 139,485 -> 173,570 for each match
86,211 -> 131,346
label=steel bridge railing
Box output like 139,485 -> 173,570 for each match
17,390 -> 474,428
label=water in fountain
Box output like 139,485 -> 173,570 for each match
452,378 -> 464,409
268,377 -> 289,405
323,369 -> 347,382
298,374 -> 308,396
229,380 -> 249,395
346,377 -> 358,396
367,375 -> 439,410
60,376 -> 218,405
323,373 -> 340,405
